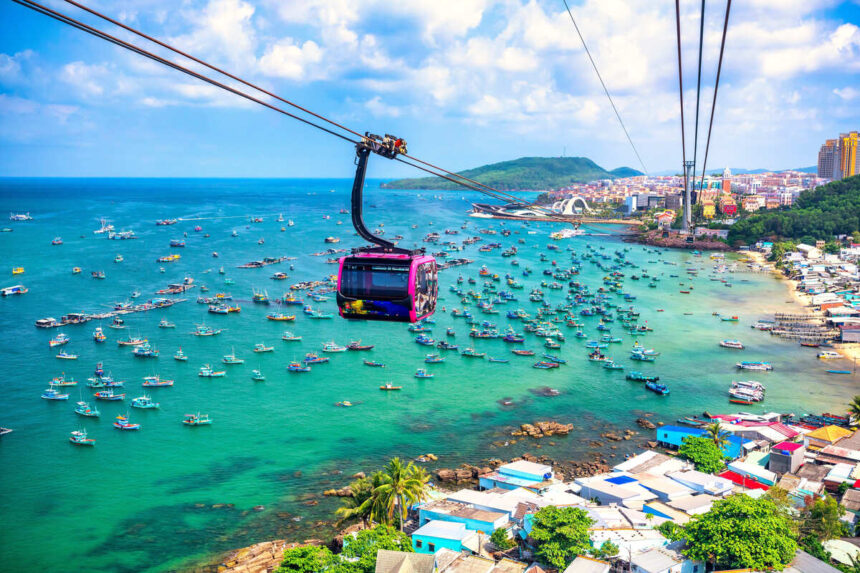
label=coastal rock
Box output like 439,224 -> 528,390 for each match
454,468 -> 473,481
601,432 -> 623,442
208,539 -> 289,573
351,472 -> 366,479
511,421 -> 573,438
322,487 -> 352,497
436,469 -> 456,481
636,418 -> 657,430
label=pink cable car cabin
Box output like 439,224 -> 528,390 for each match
337,252 -> 437,322
335,132 -> 438,323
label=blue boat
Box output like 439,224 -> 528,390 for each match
645,381 -> 670,395
626,371 -> 659,382
414,369 -> 434,379
288,361 -> 311,372
488,357 -> 509,363
826,370 -> 852,374
424,354 -> 445,363
542,354 -> 567,364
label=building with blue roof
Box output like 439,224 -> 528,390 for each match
656,426 -> 750,459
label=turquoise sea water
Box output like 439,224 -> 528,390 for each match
0,178 -> 856,573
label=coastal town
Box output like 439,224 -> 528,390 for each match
214,406 -> 860,573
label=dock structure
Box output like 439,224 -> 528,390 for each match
34,299 -> 187,328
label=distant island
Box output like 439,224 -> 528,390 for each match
382,156 -> 642,191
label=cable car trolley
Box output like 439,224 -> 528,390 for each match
336,133 -> 437,323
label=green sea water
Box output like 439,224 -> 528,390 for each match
0,178 -> 856,573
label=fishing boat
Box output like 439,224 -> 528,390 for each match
132,343 -> 159,358
173,348 -> 188,361
817,351 -> 841,360
736,361 -> 773,371
131,395 -> 160,409
721,316 -> 740,322
117,336 -> 146,346
511,349 -> 535,356
183,413 -> 212,426
92,270 -> 106,279
52,236 -> 63,245
302,352 -> 329,365
322,341 -> 347,352
288,361 -> 311,372
629,352 -> 655,362
222,348 -> 245,364
1,284 -> 27,296
143,375 -> 174,387
437,341 -> 459,351
94,389 -> 125,401
11,267 -> 24,275
113,415 -> 141,430
252,289 -> 269,304
414,369 -> 434,378
91,326 -> 107,343
587,350 -> 606,362
254,343 -> 274,353
109,316 -> 125,329
266,312 -> 295,321
51,373 -> 77,386
542,354 -> 566,364
603,360 -> 624,370
645,381 -> 670,395
198,365 -> 226,378
251,369 -> 266,381
461,348 -> 486,358
379,383 -> 402,391
192,324 -> 222,336
169,239 -> 185,247
719,340 -> 744,349
533,361 -> 560,369
424,354 -> 445,363
626,371 -> 659,382
41,385 -> 70,400
114,254 -> 123,263
826,370 -> 852,375
158,319 -> 175,329
544,338 -> 561,349
281,332 -> 302,341
799,341 -> 820,348
56,351 -> 78,360
69,429 -> 96,446
347,341 -> 374,351
49,333 -> 70,347
415,334 -> 435,346
363,360 -> 385,367
335,401 -> 353,407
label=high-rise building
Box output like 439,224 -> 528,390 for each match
818,131 -> 859,180
839,131 -> 858,178
818,139 -> 840,179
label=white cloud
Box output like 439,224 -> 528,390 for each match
833,87 -> 859,100
259,39 -> 323,80
60,61 -> 110,97
172,0 -> 257,71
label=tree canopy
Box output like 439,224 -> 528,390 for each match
276,545 -> 335,573
528,506 -> 595,569
678,436 -> 726,474
728,174 -> 860,245
683,494 -> 798,570
341,525 -> 413,573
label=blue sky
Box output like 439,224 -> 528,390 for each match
1,0 -> 859,178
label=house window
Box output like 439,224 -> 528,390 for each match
428,543 -> 435,552
415,540 -> 422,549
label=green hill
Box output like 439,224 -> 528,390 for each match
727,174 -> 860,245
382,157 -> 641,191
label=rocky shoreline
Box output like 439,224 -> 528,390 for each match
626,229 -> 733,251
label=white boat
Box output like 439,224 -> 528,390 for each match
94,217 -> 114,234
817,351 -> 840,360
719,339 -> 744,349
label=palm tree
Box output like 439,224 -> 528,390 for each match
705,421 -> 729,450
848,395 -> 860,425
372,458 -> 430,531
334,472 -> 383,528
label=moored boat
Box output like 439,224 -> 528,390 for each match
379,383 -> 402,391
131,395 -> 160,409
720,339 -> 744,349
113,415 -> 140,430
94,389 -> 125,401
173,348 -> 188,361
41,385 -> 69,400
183,413 -> 212,426
288,361 -> 311,372
69,429 -> 96,446
142,375 -> 174,387
254,343 -> 274,353
736,361 -> 773,371
251,369 -> 266,381
198,365 -> 226,377
645,381 -> 670,395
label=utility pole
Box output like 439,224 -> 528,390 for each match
683,159 -> 695,232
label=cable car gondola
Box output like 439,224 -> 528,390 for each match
336,134 -> 437,323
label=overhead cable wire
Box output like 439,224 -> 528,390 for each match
699,0 -> 731,192
62,0 -> 536,208
674,0 -> 688,197
14,0 -> 563,217
11,0 -> 359,146
691,0 -> 706,181
561,0 -> 648,175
